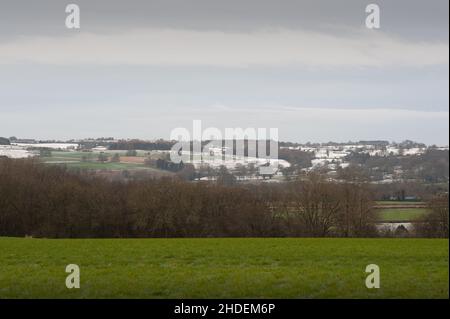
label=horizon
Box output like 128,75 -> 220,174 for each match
2,135 -> 449,147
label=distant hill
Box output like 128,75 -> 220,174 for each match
0,137 -> 11,145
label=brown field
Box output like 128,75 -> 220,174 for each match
119,156 -> 146,164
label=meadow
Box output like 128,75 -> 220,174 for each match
41,150 -> 166,172
375,201 -> 429,222
376,208 -> 428,222
375,201 -> 426,206
0,237 -> 447,299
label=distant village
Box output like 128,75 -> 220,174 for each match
1,137 -> 448,185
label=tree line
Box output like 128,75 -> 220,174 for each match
0,158 -> 447,238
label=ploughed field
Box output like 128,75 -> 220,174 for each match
0,238 -> 447,299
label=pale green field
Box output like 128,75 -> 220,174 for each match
376,201 -> 426,206
376,208 -> 429,222
41,150 -> 164,171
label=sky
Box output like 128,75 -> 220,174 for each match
0,0 -> 448,145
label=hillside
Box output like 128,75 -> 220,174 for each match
0,137 -> 10,145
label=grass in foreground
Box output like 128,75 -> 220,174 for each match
0,238 -> 448,299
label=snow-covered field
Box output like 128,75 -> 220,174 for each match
0,145 -> 36,159
169,150 -> 290,170
376,222 -> 413,232
1,143 -> 78,159
12,143 -> 79,150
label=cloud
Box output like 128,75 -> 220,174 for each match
1,102 -> 448,145
0,28 -> 448,67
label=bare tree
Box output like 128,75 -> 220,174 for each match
414,194 -> 449,238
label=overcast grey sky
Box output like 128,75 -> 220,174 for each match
0,0 -> 448,144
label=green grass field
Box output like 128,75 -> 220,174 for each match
0,238 -> 447,299
57,161 -> 149,170
375,201 -> 426,206
41,150 -> 167,172
376,208 -> 429,222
